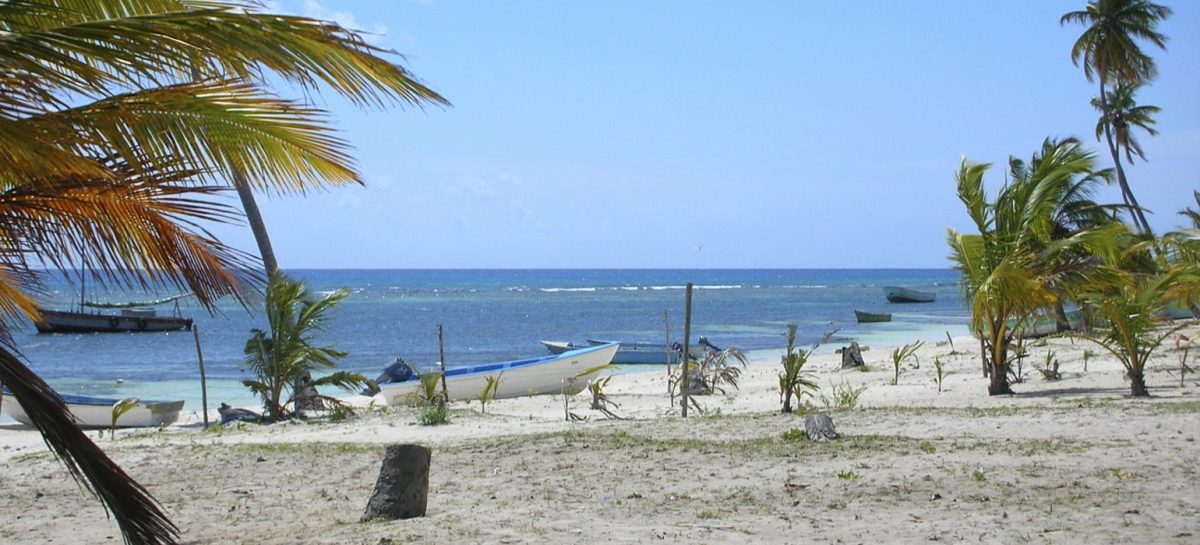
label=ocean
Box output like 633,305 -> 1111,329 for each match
5,269 -> 970,421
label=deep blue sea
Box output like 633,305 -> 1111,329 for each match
6,269 -> 970,419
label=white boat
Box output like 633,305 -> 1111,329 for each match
378,342 -> 618,406
884,286 -> 936,303
1,389 -> 185,428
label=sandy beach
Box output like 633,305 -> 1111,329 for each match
2,327 -> 1198,544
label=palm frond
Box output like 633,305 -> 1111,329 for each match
0,348 -> 177,545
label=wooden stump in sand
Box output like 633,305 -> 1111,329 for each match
361,444 -> 431,521
840,342 -> 865,369
804,413 -> 838,441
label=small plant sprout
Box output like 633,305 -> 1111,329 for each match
945,331 -> 958,355
418,371 -> 444,406
819,381 -> 868,409
1040,351 -> 1062,381
837,470 -> 861,481
587,375 -> 621,419
891,341 -> 924,386
933,356 -> 946,393
478,373 -> 501,414
110,397 -> 139,439
919,441 -> 936,454
971,469 -> 987,482
1179,340 -> 1193,388
1083,349 -> 1093,372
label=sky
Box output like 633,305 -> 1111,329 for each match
217,0 -> 1200,269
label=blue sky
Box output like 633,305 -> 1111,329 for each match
223,0 -> 1200,269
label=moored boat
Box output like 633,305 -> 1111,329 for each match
587,338 -> 707,364
1,389 -> 185,428
884,286 -> 936,303
854,310 -> 892,323
378,342 -> 619,405
35,308 -> 193,333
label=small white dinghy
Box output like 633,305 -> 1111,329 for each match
2,389 -> 184,429
378,342 -> 618,406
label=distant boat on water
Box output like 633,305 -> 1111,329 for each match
377,342 -> 618,405
1,388 -> 185,428
854,310 -> 892,323
35,269 -> 192,333
884,286 -> 936,303
36,306 -> 193,333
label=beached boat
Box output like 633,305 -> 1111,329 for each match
884,286 -> 936,303
378,342 -> 619,405
970,309 -> 1085,340
1,389 -> 185,428
854,310 -> 892,323
541,339 -> 702,364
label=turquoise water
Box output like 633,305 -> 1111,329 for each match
4,269 -> 969,418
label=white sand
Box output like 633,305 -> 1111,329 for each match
2,327 -> 1199,544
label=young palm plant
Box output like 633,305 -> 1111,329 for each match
1076,267 -> 1199,396
243,273 -> 365,421
779,323 -> 820,413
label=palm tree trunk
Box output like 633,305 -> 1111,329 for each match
1099,79 -> 1153,235
1129,361 -> 1150,397
233,171 -> 279,276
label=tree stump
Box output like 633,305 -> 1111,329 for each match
361,444 -> 431,521
804,413 -> 838,441
840,342 -> 865,369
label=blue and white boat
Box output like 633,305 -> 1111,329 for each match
1,388 -> 185,428
378,342 -> 618,405
541,339 -> 706,364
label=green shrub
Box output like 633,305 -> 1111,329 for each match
419,404 -> 448,426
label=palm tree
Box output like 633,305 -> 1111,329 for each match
1093,83 -> 1160,165
947,138 -> 1118,395
1077,265 -> 1199,396
1062,0 -> 1172,234
1,2 -> 447,543
243,273 -> 365,421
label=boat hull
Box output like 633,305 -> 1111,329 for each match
854,310 -> 892,323
379,343 -> 619,406
587,339 -> 704,364
2,391 -> 184,428
884,286 -> 936,303
35,309 -> 192,333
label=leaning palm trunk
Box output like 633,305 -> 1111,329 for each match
0,349 -> 177,545
232,171 -> 278,276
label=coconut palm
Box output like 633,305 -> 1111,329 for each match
947,138 -> 1119,395
1,2 -> 447,543
1092,83 -> 1160,166
1062,0 -> 1172,234
243,273 -> 365,421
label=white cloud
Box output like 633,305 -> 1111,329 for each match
302,0 -> 389,41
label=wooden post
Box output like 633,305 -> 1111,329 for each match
437,325 -> 449,406
192,324 -> 209,429
681,283 -> 693,418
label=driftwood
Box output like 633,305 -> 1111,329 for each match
362,444 -> 431,521
840,342 -> 865,369
804,413 -> 838,441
